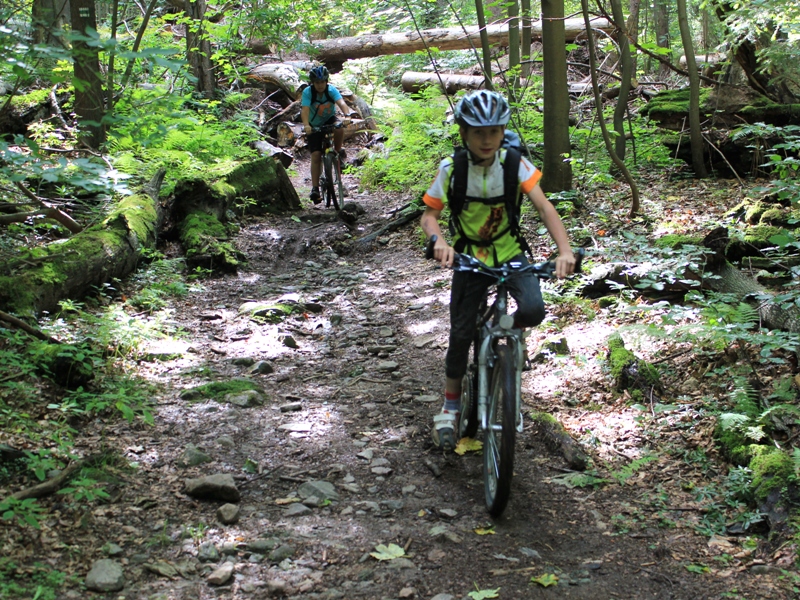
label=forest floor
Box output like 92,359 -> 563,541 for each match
2,144 -> 798,600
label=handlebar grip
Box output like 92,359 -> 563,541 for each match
574,247 -> 585,274
425,235 -> 438,260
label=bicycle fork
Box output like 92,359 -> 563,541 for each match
477,324 -> 525,434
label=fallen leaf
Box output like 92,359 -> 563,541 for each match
275,497 -> 300,505
468,588 -> 500,599
370,543 -> 406,561
474,526 -> 495,535
455,437 -> 483,455
530,573 -> 558,587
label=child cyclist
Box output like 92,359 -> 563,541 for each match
301,65 -> 358,204
420,90 -> 576,451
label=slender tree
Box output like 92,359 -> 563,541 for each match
653,0 -> 670,78
608,0 -> 633,161
475,0 -> 493,89
676,0 -> 708,177
580,0 -> 639,215
521,0 -> 532,78
540,0 -> 572,192
70,0 -> 106,149
185,0 -> 215,98
508,0 -> 520,89
31,0 -> 69,48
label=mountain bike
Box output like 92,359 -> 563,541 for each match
426,236 -> 584,517
312,122 -> 347,211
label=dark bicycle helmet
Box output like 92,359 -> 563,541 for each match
309,66 -> 330,82
455,90 -> 511,127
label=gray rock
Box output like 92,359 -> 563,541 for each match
85,559 -> 124,592
232,357 -> 256,367
379,326 -> 394,337
269,544 -> 296,563
430,595 -> 455,600
197,542 -> 220,562
178,444 -> 212,467
248,361 -> 274,375
248,539 -> 279,553
286,503 -> 312,516
184,473 -> 240,502
280,402 -> 303,412
217,435 -> 235,448
217,503 -> 240,524
298,480 -> 339,502
282,335 -> 298,349
104,543 -> 124,557
207,562 -> 234,585
377,361 -> 399,372
224,389 -> 264,407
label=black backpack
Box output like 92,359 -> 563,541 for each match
448,130 -> 532,259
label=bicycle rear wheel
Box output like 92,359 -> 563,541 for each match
484,343 -> 516,518
323,153 -> 339,210
459,368 -> 478,439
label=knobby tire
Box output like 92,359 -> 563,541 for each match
459,369 -> 478,439
333,155 -> 345,209
323,153 -> 339,211
484,344 -> 516,518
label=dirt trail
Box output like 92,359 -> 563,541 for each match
21,155 -> 792,600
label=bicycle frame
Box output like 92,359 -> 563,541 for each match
476,277 -> 525,434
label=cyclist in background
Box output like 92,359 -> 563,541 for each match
301,65 -> 357,204
419,90 -> 576,451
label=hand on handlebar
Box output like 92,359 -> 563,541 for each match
554,252 -> 576,279
425,235 -> 455,268
304,123 -> 312,135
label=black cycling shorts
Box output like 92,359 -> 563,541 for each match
307,116 -> 339,154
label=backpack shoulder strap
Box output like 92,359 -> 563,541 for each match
502,147 -> 533,257
449,147 -> 469,218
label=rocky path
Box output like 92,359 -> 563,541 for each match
66,161 -> 793,600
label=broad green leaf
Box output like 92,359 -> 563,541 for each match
455,437 -> 483,455
291,215 -> 302,222
370,543 -> 406,561
531,573 -> 559,587
468,588 -> 500,599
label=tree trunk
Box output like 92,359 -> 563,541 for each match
653,0 -> 670,78
609,0 -> 634,161
508,0 -> 521,90
0,170 -> 165,317
31,0 -> 70,48
475,0 -> 494,88
520,0 -> 532,79
676,0 -> 709,178
70,0 -> 106,149
540,0 -> 572,192
580,0 -> 639,215
401,72 -> 496,94
307,18 -> 613,64
185,0 -> 215,98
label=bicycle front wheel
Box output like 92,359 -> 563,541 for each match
484,343 -> 516,518
323,153 -> 339,211
333,155 -> 345,210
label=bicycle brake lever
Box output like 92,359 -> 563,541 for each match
425,235 -> 437,260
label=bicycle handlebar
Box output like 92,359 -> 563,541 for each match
425,234 -> 584,279
311,118 -> 362,134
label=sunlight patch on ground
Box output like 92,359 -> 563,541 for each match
407,318 -> 442,336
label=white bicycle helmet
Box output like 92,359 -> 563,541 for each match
455,90 -> 511,127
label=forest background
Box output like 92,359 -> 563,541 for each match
1,0 -> 800,597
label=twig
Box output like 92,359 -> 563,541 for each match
0,311 -> 61,344
7,454 -> 101,501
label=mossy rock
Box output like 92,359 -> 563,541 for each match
653,234 -> 704,249
607,333 -> 661,393
749,447 -> 794,503
178,212 -> 243,274
181,378 -> 263,402
29,341 -> 96,389
713,420 -> 761,466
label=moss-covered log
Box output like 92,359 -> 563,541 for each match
0,169 -> 165,317
530,412 -> 588,471
179,211 -> 243,273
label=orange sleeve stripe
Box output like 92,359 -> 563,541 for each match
520,169 -> 542,195
423,193 -> 444,211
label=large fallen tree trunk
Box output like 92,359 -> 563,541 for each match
0,170 -> 165,317
582,228 -> 800,334
309,18 -> 612,64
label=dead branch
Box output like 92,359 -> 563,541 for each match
0,310 -> 61,343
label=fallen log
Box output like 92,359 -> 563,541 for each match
0,169 -> 165,317
354,207 -> 423,245
310,18 -> 613,63
401,72 -> 492,94
531,412 -> 589,471
253,139 -> 293,168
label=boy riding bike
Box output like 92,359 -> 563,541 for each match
301,65 -> 357,204
420,90 -> 576,451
